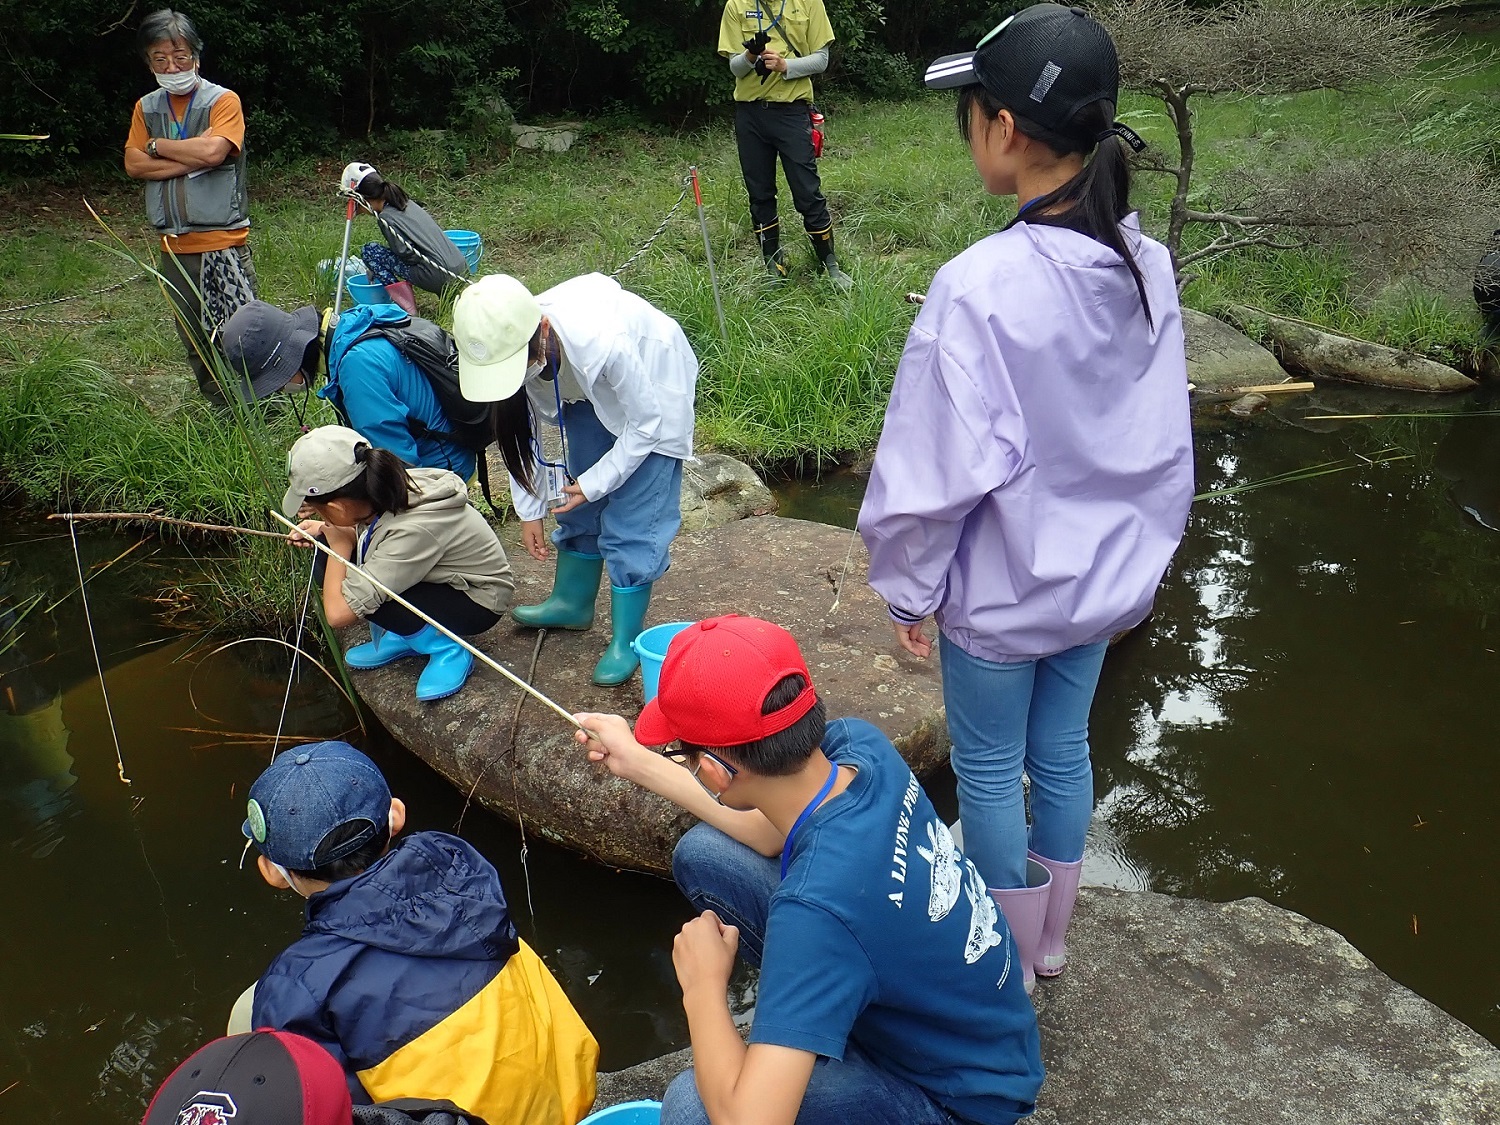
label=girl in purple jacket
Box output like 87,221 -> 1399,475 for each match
858,3 -> 1194,992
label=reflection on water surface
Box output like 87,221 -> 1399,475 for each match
5,396 -> 1500,1118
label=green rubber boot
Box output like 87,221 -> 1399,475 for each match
593,582 -> 652,686
511,550 -> 603,630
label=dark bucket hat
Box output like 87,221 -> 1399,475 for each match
218,301 -> 321,401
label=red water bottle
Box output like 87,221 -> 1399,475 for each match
810,106 -> 825,158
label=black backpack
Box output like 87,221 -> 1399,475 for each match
342,315 -> 499,508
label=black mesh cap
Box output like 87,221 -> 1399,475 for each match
925,4 -> 1120,140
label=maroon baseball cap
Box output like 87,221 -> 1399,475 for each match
142,1031 -> 351,1125
634,615 -> 818,749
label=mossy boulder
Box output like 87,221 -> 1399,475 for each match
346,516 -> 948,874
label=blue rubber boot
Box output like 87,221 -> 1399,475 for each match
593,582 -> 652,686
343,624 -> 421,670
511,550 -> 603,630
405,625 -> 475,702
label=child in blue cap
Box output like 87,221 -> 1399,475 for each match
239,741 -> 598,1121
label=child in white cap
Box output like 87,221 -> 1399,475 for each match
340,161 -> 469,314
451,272 -> 698,687
285,425 -> 513,701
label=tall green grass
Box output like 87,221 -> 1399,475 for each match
0,339 -> 322,629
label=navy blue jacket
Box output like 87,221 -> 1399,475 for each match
252,831 -> 597,1120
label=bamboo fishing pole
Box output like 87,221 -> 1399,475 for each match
49,512 -> 285,539
269,510 -> 585,731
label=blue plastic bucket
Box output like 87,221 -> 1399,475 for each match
345,276 -> 390,305
579,1101 -> 662,1125
632,621 -> 693,703
445,229 -> 483,273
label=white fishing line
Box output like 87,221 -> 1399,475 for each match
66,515 -> 131,785
270,551 -> 319,760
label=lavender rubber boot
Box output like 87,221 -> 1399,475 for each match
989,858 -> 1052,994
1030,850 -> 1083,979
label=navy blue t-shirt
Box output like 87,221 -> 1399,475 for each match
750,718 -> 1044,1124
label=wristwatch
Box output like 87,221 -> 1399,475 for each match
146,139 -> 159,158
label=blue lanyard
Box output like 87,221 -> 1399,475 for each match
755,0 -> 789,40
1016,195 -> 1045,219
780,761 -> 840,880
359,515 -> 380,565
528,349 -> 574,480
167,88 -> 198,140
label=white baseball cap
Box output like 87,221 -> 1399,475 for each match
339,161 -> 377,194
282,425 -> 369,517
451,273 -> 542,402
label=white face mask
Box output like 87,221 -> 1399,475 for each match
525,359 -> 546,382
155,68 -> 200,96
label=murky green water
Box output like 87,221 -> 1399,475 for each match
5,391 -> 1500,1119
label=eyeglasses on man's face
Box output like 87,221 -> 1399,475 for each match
148,49 -> 196,73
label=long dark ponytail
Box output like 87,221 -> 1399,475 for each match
489,389 -> 536,495
313,445 -> 417,515
354,171 -> 411,211
958,86 -> 1153,328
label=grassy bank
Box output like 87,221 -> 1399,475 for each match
0,32 -> 1494,626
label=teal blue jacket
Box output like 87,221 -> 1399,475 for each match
320,304 -> 475,480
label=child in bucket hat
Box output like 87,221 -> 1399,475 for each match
859,2 -> 1193,994
574,615 -> 1043,1125
238,741 -> 598,1122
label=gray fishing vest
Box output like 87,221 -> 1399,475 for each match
140,80 -> 250,237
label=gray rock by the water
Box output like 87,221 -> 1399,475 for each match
1227,392 -> 1270,418
595,1047 -> 692,1108
680,454 -> 777,531
1182,308 -> 1288,392
1231,306 -> 1477,394
347,516 -> 946,874
480,451 -> 773,535
594,890 -> 1500,1123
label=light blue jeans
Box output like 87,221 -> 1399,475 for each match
553,399 -> 683,589
662,824 -> 963,1125
940,633 -> 1109,890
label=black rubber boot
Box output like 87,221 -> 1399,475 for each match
809,226 -> 852,291
757,220 -> 789,283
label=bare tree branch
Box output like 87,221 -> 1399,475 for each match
1100,0 -> 1437,97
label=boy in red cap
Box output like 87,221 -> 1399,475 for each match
575,614 -> 1043,1125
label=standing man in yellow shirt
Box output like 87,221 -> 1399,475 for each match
124,9 -> 257,404
718,0 -> 851,289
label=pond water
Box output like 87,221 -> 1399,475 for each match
5,389 -> 1500,1119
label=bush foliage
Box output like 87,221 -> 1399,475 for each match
0,0 -> 1014,167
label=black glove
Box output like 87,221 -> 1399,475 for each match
743,29 -> 774,82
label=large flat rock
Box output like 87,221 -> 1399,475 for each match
347,516 -> 946,874
595,889 -> 1500,1122
1182,308 -> 1289,393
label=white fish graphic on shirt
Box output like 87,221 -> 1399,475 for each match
915,819 -> 962,921
962,860 -> 1004,965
